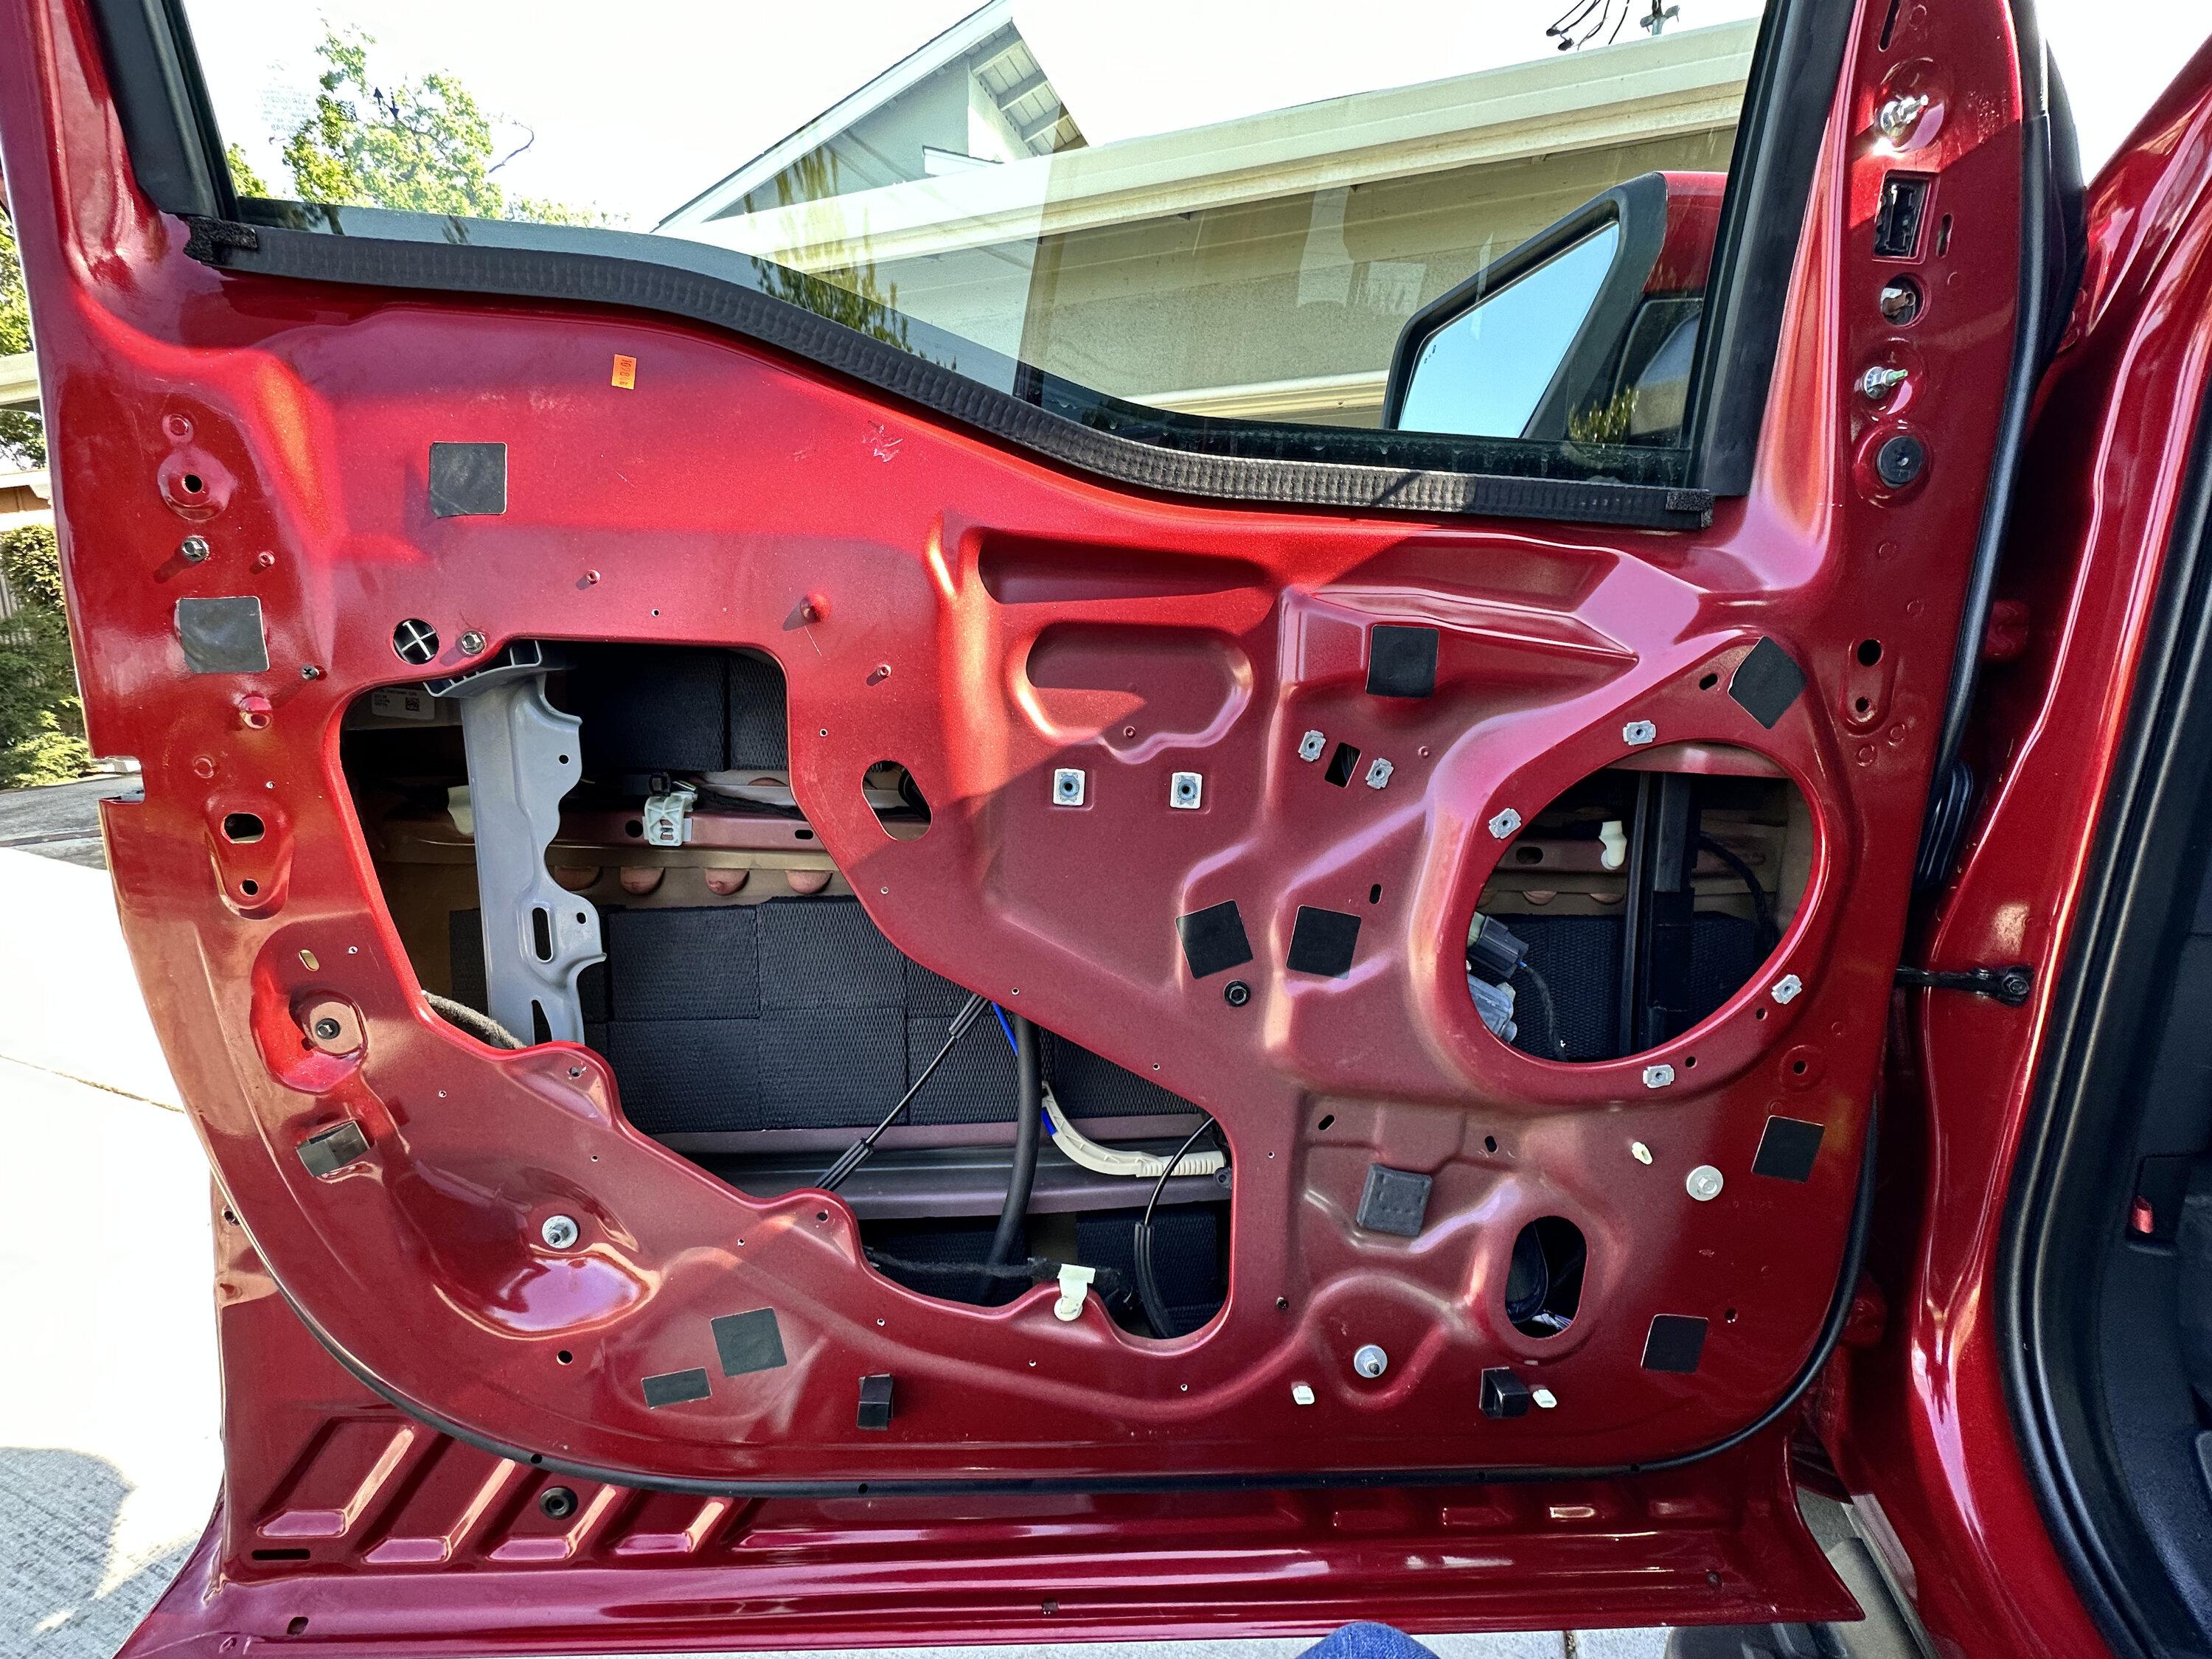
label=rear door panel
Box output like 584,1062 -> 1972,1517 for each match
0,0 -> 2031,1638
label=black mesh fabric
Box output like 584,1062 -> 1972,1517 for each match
605,1018 -> 758,1134
571,645 -> 728,778
604,905 -> 758,1020
726,650 -> 790,769
755,1006 -> 908,1127
1505,911 -> 1768,1062
453,897 -> 1196,1135
759,898 -> 905,1008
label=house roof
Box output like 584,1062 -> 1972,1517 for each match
658,0 -> 1077,230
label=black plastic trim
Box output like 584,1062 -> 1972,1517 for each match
2000,376 -> 2212,1659
263,1105 -> 1877,1498
1683,0 -> 1856,494
88,0 -> 232,222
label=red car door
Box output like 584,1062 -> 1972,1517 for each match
0,0 -> 2064,1649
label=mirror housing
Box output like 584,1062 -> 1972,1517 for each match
1382,170 -> 1723,445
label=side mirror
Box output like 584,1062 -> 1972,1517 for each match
1382,170 -> 1722,446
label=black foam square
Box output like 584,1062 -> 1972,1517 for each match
1752,1116 -> 1825,1182
712,1308 -> 787,1377
428,442 -> 507,516
1356,1164 -> 1432,1237
641,1368 -> 712,1408
1728,638 -> 1806,729
1178,900 -> 1253,979
1368,624 -> 1439,699
1642,1314 -> 1709,1374
1287,906 -> 1361,977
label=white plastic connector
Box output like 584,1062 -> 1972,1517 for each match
1292,1382 -> 1316,1406
1600,818 -> 1627,870
1053,1263 -> 1096,1322
1531,1386 -> 1558,1410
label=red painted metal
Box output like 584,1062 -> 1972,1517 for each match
0,0 -> 2070,1646
1652,171 -> 1726,293
1829,32 -> 2212,1659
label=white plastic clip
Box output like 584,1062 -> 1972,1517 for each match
641,780 -> 698,847
1053,1263 -> 1096,1322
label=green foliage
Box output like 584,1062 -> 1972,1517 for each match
749,150 -> 914,352
0,521 -> 63,608
0,522 -> 88,787
0,209 -> 46,468
276,29 -> 611,225
225,142 -> 270,198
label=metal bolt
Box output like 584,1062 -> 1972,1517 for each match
299,664 -> 323,680
178,535 -> 209,563
1051,768 -> 1085,806
1644,1062 -> 1676,1089
1879,277 -> 1923,325
1686,1165 -> 1725,1203
1298,730 -> 1326,762
1363,758 -> 1393,790
1877,91 -> 1931,145
1860,365 -> 1910,403
1224,980 -> 1251,1007
1487,808 -> 1522,840
539,1486 -> 578,1520
1772,973 -> 1804,1004
540,1214 -> 580,1249
1352,1344 -> 1388,1380
311,1016 -> 342,1042
1170,771 -> 1203,809
458,630 -> 487,655
1623,720 -> 1657,746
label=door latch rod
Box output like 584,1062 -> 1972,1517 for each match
1893,963 -> 2034,1006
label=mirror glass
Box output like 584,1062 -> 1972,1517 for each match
1394,223 -> 1620,437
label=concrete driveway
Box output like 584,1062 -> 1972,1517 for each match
0,784 -> 1669,1659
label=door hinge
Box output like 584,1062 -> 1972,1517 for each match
1893,963 -> 2034,1006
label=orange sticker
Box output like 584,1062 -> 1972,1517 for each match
611,354 -> 637,389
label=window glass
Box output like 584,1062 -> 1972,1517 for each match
1396,226 -> 1620,437
181,0 -> 1769,482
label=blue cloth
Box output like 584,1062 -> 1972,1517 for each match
1300,1623 -> 1440,1659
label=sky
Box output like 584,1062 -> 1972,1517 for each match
178,0 -> 2210,231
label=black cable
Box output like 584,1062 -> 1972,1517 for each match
425,992 -> 524,1051
1133,1116 -> 1219,1340
984,1015 -> 1042,1285
1512,961 -> 1565,1059
867,1251 -> 1130,1305
818,993 -> 987,1191
1697,832 -> 1778,949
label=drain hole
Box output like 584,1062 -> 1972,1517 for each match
1698,672 -> 1719,690
287,1616 -> 310,1635
238,877 -> 260,897
222,812 -> 265,843
1856,639 -> 1884,666
181,473 -> 204,495
1317,1113 -> 1335,1131
1368,884 -> 1382,904
251,1548 -> 310,1561
1505,1215 -> 1585,1338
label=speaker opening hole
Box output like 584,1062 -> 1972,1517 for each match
1470,751 -> 1810,1062
1506,1215 -> 1585,1338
